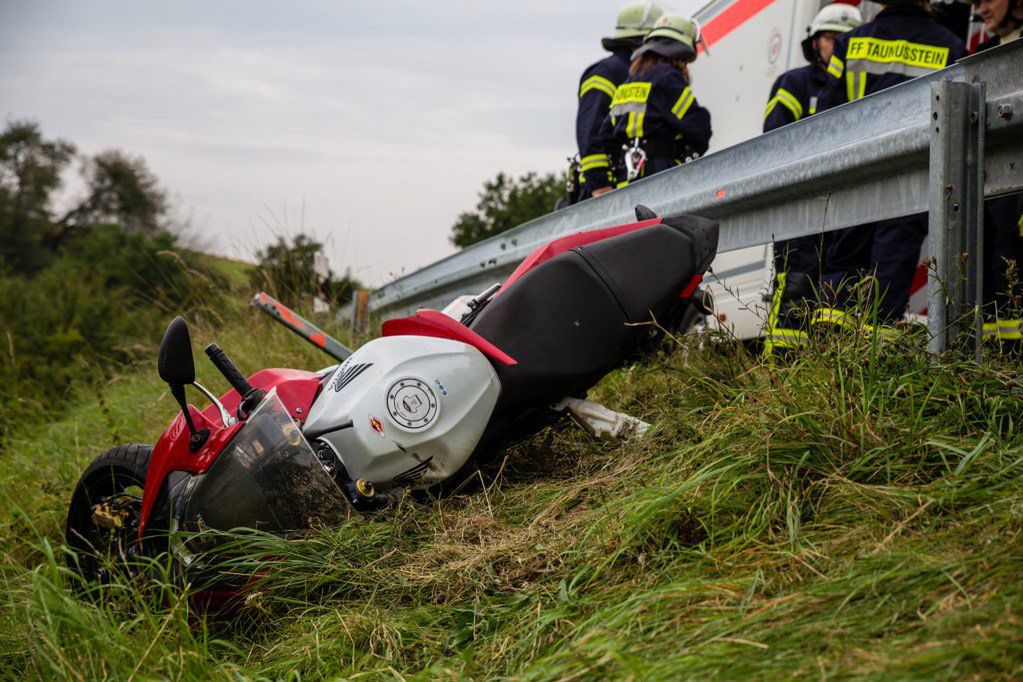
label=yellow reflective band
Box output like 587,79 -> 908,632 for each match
612,81 -> 652,106
998,319 -> 1022,340
776,88 -> 803,119
580,75 -> 616,99
827,56 -> 844,79
625,111 -> 645,138
768,273 -> 786,329
671,87 -> 695,119
846,37 -> 950,74
1018,211 -> 1022,237
845,72 -> 867,102
982,322 -> 998,338
862,323 -> 900,340
811,307 -> 853,327
765,88 -> 802,121
580,154 -> 609,171
766,328 -> 809,346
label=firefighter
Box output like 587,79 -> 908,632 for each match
980,193 -> 1023,352
598,13 -> 712,192
971,0 -> 1023,49
763,3 -> 862,357
971,0 -> 1023,351
814,0 -> 968,331
573,2 -> 664,203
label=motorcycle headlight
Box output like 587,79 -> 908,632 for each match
178,388 -> 345,547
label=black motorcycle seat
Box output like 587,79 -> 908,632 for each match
470,216 -> 717,409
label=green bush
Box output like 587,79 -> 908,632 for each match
0,226 -> 222,432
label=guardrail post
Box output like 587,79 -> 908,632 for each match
927,81 -> 985,356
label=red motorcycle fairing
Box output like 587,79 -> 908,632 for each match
138,368 -> 323,537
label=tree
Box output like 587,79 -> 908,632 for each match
51,149 -> 169,248
450,171 -> 564,248
0,121 -> 76,271
249,234 -> 361,309
0,120 -> 172,271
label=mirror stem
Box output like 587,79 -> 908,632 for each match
170,384 -> 210,451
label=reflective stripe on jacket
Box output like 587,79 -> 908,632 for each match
763,65 -> 827,133
575,48 -> 632,192
598,62 -> 711,185
818,5 -> 967,112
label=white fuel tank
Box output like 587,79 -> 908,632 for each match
302,336 -> 501,489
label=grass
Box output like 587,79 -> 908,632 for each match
1,306 -> 1022,679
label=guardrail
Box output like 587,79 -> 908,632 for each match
363,42 -> 1023,355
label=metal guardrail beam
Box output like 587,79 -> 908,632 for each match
366,43 -> 1023,336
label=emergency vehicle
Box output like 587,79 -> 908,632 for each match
686,0 -> 985,339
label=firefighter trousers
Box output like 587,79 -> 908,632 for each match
983,193 -> 1023,343
820,213 -> 927,324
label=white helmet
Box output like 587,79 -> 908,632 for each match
801,3 -> 862,63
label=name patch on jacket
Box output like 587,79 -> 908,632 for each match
611,82 -> 651,117
846,38 -> 950,77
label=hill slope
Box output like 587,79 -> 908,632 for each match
1,319 -> 1022,679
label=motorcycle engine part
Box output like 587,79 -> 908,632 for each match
302,335 -> 500,490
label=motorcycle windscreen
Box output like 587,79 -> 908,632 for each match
178,389 -> 345,539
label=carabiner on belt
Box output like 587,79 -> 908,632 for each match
623,138 -> 647,183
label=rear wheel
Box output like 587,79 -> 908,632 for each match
65,443 -> 152,587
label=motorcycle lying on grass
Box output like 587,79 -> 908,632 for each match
65,206 -> 719,602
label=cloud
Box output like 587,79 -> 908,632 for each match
0,0 -> 703,283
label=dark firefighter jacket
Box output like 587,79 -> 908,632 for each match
973,28 -> 1023,340
818,4 -> 967,112
575,48 -> 632,194
763,64 -> 828,133
598,62 -> 711,185
762,64 -> 829,354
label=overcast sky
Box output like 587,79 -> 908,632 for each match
1,0 -> 703,285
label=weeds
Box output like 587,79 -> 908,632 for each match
1,307 -> 1022,679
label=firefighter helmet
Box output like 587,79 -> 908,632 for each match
602,2 -> 664,50
801,3 -> 862,63
631,13 -> 702,62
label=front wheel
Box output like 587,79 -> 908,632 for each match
65,443 -> 152,587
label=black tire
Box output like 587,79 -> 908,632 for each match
65,443 -> 152,586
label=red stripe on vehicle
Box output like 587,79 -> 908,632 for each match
701,0 -> 777,49
910,263 -> 928,295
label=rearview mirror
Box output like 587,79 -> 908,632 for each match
158,316 -> 195,387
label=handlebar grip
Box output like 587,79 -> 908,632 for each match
204,343 -> 255,398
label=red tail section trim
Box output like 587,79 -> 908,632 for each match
382,309 -> 517,365
680,274 -> 704,299
498,218 -> 663,295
